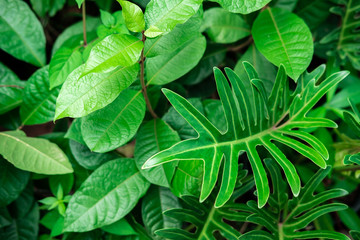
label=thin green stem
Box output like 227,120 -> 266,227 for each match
82,1 -> 87,46
140,31 -> 158,119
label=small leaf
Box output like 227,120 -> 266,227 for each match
118,0 -> 145,32
49,47 -> 83,89
81,89 -> 146,153
209,0 -> 271,14
55,63 -> 139,119
83,34 -> 143,75
0,131 -> 73,174
20,66 -> 60,125
76,0 -> 84,8
63,158 -> 150,232
252,8 -> 313,81
144,0 -> 202,38
99,9 -> 116,27
202,8 -> 250,44
0,0 -> 46,66
146,34 -> 206,85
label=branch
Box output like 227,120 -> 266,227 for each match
227,37 -> 253,52
140,32 -> 158,119
82,1 -> 87,46
0,85 -> 24,89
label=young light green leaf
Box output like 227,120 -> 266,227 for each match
143,63 -> 348,208
81,89 -> 146,153
75,0 -> 84,8
252,7 -> 313,81
0,131 -> 73,174
83,34 -> 143,75
142,186 -> 181,239
101,218 -> 137,236
135,119 -> 181,187
100,9 -> 116,27
0,0 -> 46,66
49,47 -> 83,89
0,156 -> 30,207
209,0 -> 271,14
20,66 -> 60,125
144,12 -> 202,58
202,8 -> 250,44
55,63 -> 139,119
118,0 -> 145,32
144,0 -> 202,38
63,158 -> 150,232
146,34 -> 206,85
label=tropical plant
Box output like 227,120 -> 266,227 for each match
1,0 -> 360,239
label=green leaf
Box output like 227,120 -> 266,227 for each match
252,8 -> 313,81
135,119 -> 180,187
118,0 -> 145,32
238,230 -> 274,240
69,139 -> 118,170
0,62 -> 25,115
49,47 -> 83,89
0,131 -> 73,174
144,12 -> 202,58
351,231 -> 360,240
65,118 -> 85,145
96,11 -> 130,39
63,158 -> 150,232
209,0 -> 271,14
143,63 -> 348,208
76,0 -> 84,8
20,66 -> 60,126
100,9 -> 116,27
201,8 -> 250,44
295,0 -> 332,29
49,174 -> 74,196
338,207 -> 360,231
30,0 -> 66,17
144,0 -> 202,38
81,89 -> 146,153
83,34 -> 143,75
142,186 -> 181,239
146,34 -> 206,85
101,218 -> 137,236
55,63 -> 139,119
0,0 -> 46,66
52,17 -> 101,55
0,156 -> 30,207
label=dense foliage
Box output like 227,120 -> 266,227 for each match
1,0 -> 360,239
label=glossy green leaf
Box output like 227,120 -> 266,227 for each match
102,218 -> 137,236
252,8 -> 313,81
135,119 -> 180,187
0,157 -> 30,207
209,0 -> 271,14
143,63 -> 348,208
146,34 -> 206,85
142,186 -> 181,239
144,13 -> 202,58
144,0 -> 202,38
81,89 -> 146,153
49,47 -> 83,89
0,62 -> 25,115
0,0 -> 46,66
0,131 -> 73,174
20,66 -> 60,125
100,10 -> 116,27
55,63 -> 139,119
83,34 -> 143,75
75,0 -> 83,8
96,11 -> 130,39
202,8 -> 250,44
118,0 -> 145,32
63,158 -> 150,232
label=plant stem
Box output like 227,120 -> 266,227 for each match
140,31 -> 158,119
227,37 -> 253,52
334,165 -> 360,172
0,85 -> 24,89
82,1 -> 87,46
278,223 -> 284,240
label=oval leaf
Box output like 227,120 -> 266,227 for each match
0,0 -> 46,66
210,0 -> 271,14
63,158 -> 150,232
118,0 -> 145,32
0,131 -> 73,174
252,8 -> 313,81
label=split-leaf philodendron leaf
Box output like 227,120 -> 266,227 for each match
143,62 -> 349,208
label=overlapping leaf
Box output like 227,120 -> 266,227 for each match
143,62 -> 349,208
242,159 -> 349,240
209,0 -> 271,14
